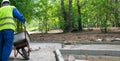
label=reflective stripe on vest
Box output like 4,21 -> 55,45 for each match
0,16 -> 13,21
0,22 -> 16,27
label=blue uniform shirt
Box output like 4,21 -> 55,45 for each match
13,8 -> 26,23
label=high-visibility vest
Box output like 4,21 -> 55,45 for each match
0,6 -> 16,31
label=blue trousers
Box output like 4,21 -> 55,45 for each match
0,29 -> 14,61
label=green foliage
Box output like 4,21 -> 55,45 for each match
0,0 -> 120,33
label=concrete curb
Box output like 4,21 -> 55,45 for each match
54,49 -> 64,61
60,49 -> 120,56
76,42 -> 120,45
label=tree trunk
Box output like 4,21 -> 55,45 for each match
100,0 -> 109,33
61,0 -> 68,32
68,0 -> 73,32
77,0 -> 82,31
114,0 -> 120,27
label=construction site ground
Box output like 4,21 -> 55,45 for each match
9,27 -> 120,61
9,43 -> 62,61
9,43 -> 120,61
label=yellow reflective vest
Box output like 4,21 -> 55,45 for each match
0,6 -> 16,31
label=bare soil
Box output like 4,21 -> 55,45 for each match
30,27 -> 120,42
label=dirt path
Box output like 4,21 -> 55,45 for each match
30,28 -> 120,42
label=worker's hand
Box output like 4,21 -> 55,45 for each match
23,22 -> 26,27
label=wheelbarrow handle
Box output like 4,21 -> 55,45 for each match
23,22 -> 27,39
23,22 -> 27,32
23,23 -> 31,57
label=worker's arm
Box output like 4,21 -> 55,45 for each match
13,8 -> 26,23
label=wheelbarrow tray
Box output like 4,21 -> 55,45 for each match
14,31 -> 30,49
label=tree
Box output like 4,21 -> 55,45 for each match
61,0 -> 69,32
61,0 -> 73,32
68,0 -> 73,32
1,0 -> 119,33
77,0 -> 82,31
114,0 -> 120,27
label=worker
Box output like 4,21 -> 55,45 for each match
0,0 -> 26,61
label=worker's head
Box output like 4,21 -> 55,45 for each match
1,0 -> 10,6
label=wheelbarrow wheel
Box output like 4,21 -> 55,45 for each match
21,48 -> 29,60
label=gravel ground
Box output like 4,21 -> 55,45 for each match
9,42 -> 62,61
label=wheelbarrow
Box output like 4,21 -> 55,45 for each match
13,25 -> 31,60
